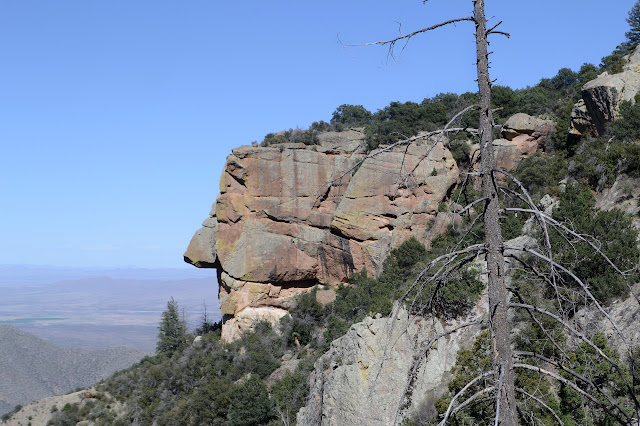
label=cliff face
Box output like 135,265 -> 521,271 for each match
297,303 -> 486,425
184,113 -> 556,341
571,45 -> 640,135
185,132 -> 459,340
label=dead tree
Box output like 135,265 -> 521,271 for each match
339,0 -> 640,424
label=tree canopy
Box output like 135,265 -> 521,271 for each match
156,297 -> 188,357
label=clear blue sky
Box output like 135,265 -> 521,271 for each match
0,1 -> 635,268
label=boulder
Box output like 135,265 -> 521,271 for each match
571,45 -> 640,135
501,113 -> 556,143
497,114 -> 555,171
185,135 -> 460,339
569,99 -> 593,136
472,113 -> 555,173
183,213 -> 217,267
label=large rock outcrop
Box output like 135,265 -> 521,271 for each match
468,113 -> 555,172
297,303 -> 486,425
571,45 -> 640,135
185,133 -> 460,340
493,113 -> 555,171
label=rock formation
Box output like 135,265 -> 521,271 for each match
469,112 -> 554,173
493,113 -> 555,171
185,132 -> 460,340
185,113 -> 557,340
571,45 -> 640,135
296,304 -> 486,425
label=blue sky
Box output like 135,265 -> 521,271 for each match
0,1 -> 635,268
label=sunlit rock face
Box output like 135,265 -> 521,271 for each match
185,132 -> 460,340
297,302 -> 487,425
570,45 -> 640,136
493,113 -> 555,171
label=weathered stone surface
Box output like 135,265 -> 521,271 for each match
572,45 -> 640,135
183,211 -> 217,267
185,135 -> 460,339
574,283 -> 640,352
569,99 -> 594,136
492,113 -> 555,172
296,303 -> 486,425
502,113 -> 555,143
221,306 -> 289,343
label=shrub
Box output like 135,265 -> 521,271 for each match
270,372 -> 309,424
611,99 -> 640,142
551,183 -> 639,303
512,152 -> 567,198
331,104 -> 372,127
227,376 -> 274,426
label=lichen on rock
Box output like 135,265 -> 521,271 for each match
184,133 -> 460,339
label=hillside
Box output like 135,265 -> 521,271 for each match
9,6 -> 640,425
0,325 -> 146,416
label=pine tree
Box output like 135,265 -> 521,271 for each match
156,297 -> 187,356
627,2 -> 640,47
618,1 -> 640,54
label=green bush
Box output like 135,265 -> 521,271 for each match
227,376 -> 274,426
551,183 -> 639,303
611,99 -> 640,142
512,152 -> 567,198
270,372 -> 309,424
331,104 -> 372,127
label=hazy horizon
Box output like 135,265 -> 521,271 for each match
0,265 -> 220,352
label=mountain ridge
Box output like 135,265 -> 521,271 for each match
0,325 -> 146,415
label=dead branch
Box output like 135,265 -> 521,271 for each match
403,104 -> 479,184
505,207 -> 640,307
317,127 -> 478,205
514,364 -> 631,424
438,372 -> 495,426
510,301 -> 638,408
392,319 -> 485,425
507,285 -> 569,360
515,350 -> 630,417
377,245 -> 486,384
456,197 -> 489,216
447,387 -> 495,421
512,246 -> 630,349
515,388 -> 564,425
342,17 -> 475,49
493,168 -> 556,282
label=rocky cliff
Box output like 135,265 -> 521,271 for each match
185,117 -> 554,340
296,302 -> 486,425
571,45 -> 640,135
185,132 -> 461,340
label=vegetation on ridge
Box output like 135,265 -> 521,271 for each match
8,3 -> 640,424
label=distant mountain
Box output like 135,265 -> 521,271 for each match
0,325 -> 146,415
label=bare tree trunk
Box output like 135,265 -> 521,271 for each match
474,1 -> 517,424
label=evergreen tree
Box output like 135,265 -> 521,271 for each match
227,376 -> 274,426
621,1 -> 640,53
156,297 -> 187,356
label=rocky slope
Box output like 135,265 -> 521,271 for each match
571,45 -> 640,135
178,45 -> 640,424
297,302 -> 487,425
0,325 -> 145,416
